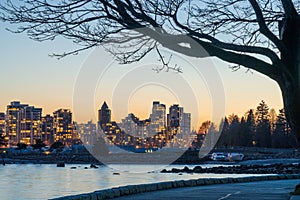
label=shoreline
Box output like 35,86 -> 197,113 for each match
2,146 -> 299,165
2,157 -> 300,166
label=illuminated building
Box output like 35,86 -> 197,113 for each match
6,101 -> 42,145
149,101 -> 166,136
167,104 -> 191,148
41,114 -> 54,145
120,113 -> 150,138
96,101 -> 191,151
53,109 -> 74,146
6,101 -> 27,145
19,106 -> 42,145
178,108 -> 191,147
168,104 -> 180,128
76,120 -> 97,145
98,101 -> 111,128
0,113 -> 5,137
0,112 -> 8,146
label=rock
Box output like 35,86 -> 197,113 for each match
291,183 -> 300,195
90,164 -> 98,169
171,168 -> 180,173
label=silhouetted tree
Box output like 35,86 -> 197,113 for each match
256,100 -> 270,123
239,117 -> 253,147
216,117 -> 229,148
269,108 -> 277,134
16,143 -> 27,150
50,141 -> 64,151
227,115 -> 240,147
31,139 -> 46,150
243,109 -> 256,146
1,1 -> 300,145
245,109 -> 256,146
255,101 -> 271,147
198,121 -> 211,135
272,108 -> 297,148
272,109 -> 289,148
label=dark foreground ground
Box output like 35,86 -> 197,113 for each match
113,179 -> 300,200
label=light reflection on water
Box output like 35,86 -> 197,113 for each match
0,164 -> 261,200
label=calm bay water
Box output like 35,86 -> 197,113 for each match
0,164 -> 260,200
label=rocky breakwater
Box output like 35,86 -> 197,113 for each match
161,163 -> 300,174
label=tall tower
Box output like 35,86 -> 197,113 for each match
149,101 -> 166,135
20,106 -> 42,145
6,101 -> 28,145
53,109 -> 74,146
0,113 -> 5,138
98,101 -> 111,128
6,101 -> 42,145
168,104 -> 180,128
41,114 -> 54,145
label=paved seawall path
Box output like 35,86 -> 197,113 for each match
51,174 -> 300,200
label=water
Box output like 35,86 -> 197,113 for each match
0,164 -> 263,200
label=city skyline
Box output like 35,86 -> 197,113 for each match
97,101 -> 192,150
0,96 -> 283,127
0,100 -> 193,148
1,100 -> 193,124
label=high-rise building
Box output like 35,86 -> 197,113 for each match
19,106 -> 42,145
120,113 -> 150,138
6,101 -> 28,145
167,104 -> 191,148
168,104 -> 180,128
178,108 -> 191,147
6,101 -> 42,145
98,101 -> 111,128
0,112 -> 8,147
149,101 -> 166,135
0,113 -> 5,137
41,114 -> 54,146
180,112 -> 191,135
76,120 -> 97,145
53,109 -> 74,146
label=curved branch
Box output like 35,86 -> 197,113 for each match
136,26 -> 282,81
193,37 -> 283,82
248,0 -> 287,53
171,13 -> 282,67
280,0 -> 298,18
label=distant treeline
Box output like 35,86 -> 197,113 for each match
193,100 -> 297,149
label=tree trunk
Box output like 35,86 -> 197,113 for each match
280,83 -> 300,148
280,17 -> 300,148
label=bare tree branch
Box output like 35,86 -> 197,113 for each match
280,0 -> 298,18
248,0 -> 287,53
153,45 -> 183,73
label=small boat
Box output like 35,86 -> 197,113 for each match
227,153 -> 244,161
210,152 -> 227,161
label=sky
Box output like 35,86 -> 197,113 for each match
0,20 -> 283,130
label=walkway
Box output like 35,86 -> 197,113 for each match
114,179 -> 300,200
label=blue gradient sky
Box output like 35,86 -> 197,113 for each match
0,20 -> 283,129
